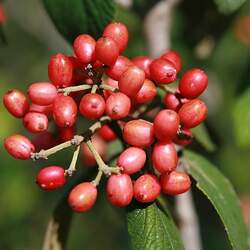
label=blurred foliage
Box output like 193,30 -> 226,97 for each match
1,0 -> 250,249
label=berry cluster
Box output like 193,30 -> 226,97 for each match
3,22 -> 208,212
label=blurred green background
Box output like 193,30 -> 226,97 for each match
0,0 -> 250,249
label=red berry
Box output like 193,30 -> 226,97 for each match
103,78 -> 119,99
57,126 -> 76,142
132,56 -> 152,78
179,68 -> 208,99
123,119 -> 154,148
68,182 -> 97,212
4,134 -> 35,159
95,37 -> 119,66
48,53 -> 74,88
178,99 -> 208,128
106,56 -> 133,80
32,131 -> 56,151
98,125 -> 117,141
73,34 -> 96,64
105,92 -> 131,120
79,93 -> 105,120
3,89 -> 29,118
150,58 -> 177,84
82,135 -> 106,167
134,79 -> 157,104
160,171 -> 191,195
106,174 -> 133,207
118,66 -> 145,97
29,103 -> 53,116
161,50 -> 182,73
28,82 -> 57,106
152,142 -> 177,174
117,147 -> 146,174
173,128 -> 193,146
53,95 -> 77,128
23,112 -> 48,133
103,22 -> 128,53
153,109 -> 180,141
163,92 -> 181,111
36,166 -> 66,191
134,174 -> 161,203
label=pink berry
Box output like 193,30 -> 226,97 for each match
134,174 -> 161,203
103,78 -> 119,99
3,89 -> 29,118
153,109 -> 180,141
173,128 -> 193,146
132,56 -> 152,78
68,182 -> 97,212
28,82 -> 57,106
161,50 -> 182,73
98,125 -> 117,142
29,103 -> 53,116
105,92 -> 131,120
160,171 -> 191,195
118,66 -> 145,97
79,93 -> 105,120
4,134 -> 35,160
123,119 -> 154,148
106,174 -> 133,207
163,92 -> 181,111
23,112 -> 48,133
117,147 -> 146,174
134,79 -> 157,104
36,166 -> 66,191
179,68 -> 208,99
152,142 -> 177,174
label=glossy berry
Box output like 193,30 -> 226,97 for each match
150,58 -> 177,84
82,135 -> 106,166
98,125 -> 117,141
73,34 -> 96,64
23,112 -> 48,133
178,99 -> 208,128
106,174 -> 133,207
4,134 -> 35,160
160,171 -> 191,195
106,56 -> 133,80
28,82 -> 57,106
117,147 -> 146,174
161,50 -> 182,73
103,78 -> 119,99
29,103 -> 53,116
68,182 -> 97,212
105,92 -> 131,120
79,93 -> 105,120
118,66 -> 145,97
95,37 -> 119,66
3,89 -> 29,118
134,174 -> 161,203
53,95 -> 77,127
173,128 -> 193,146
48,54 -> 74,88
36,166 -> 66,191
153,109 -> 180,141
179,68 -> 208,99
103,22 -> 128,53
132,56 -> 152,78
123,119 -> 154,148
152,142 -> 177,174
163,92 -> 181,111
134,79 -> 157,104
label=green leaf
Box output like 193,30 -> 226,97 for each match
214,0 -> 246,14
127,202 -> 184,250
233,88 -> 250,149
192,124 -> 216,152
184,150 -> 249,250
43,0 -> 115,42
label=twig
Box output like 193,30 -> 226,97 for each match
58,84 -> 91,95
99,84 -> 119,92
65,145 -> 80,176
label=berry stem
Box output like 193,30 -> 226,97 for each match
65,145 -> 80,176
158,85 -> 176,94
92,170 -> 103,186
91,84 -> 98,94
58,84 -> 92,95
85,139 -> 120,175
99,84 -> 118,92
